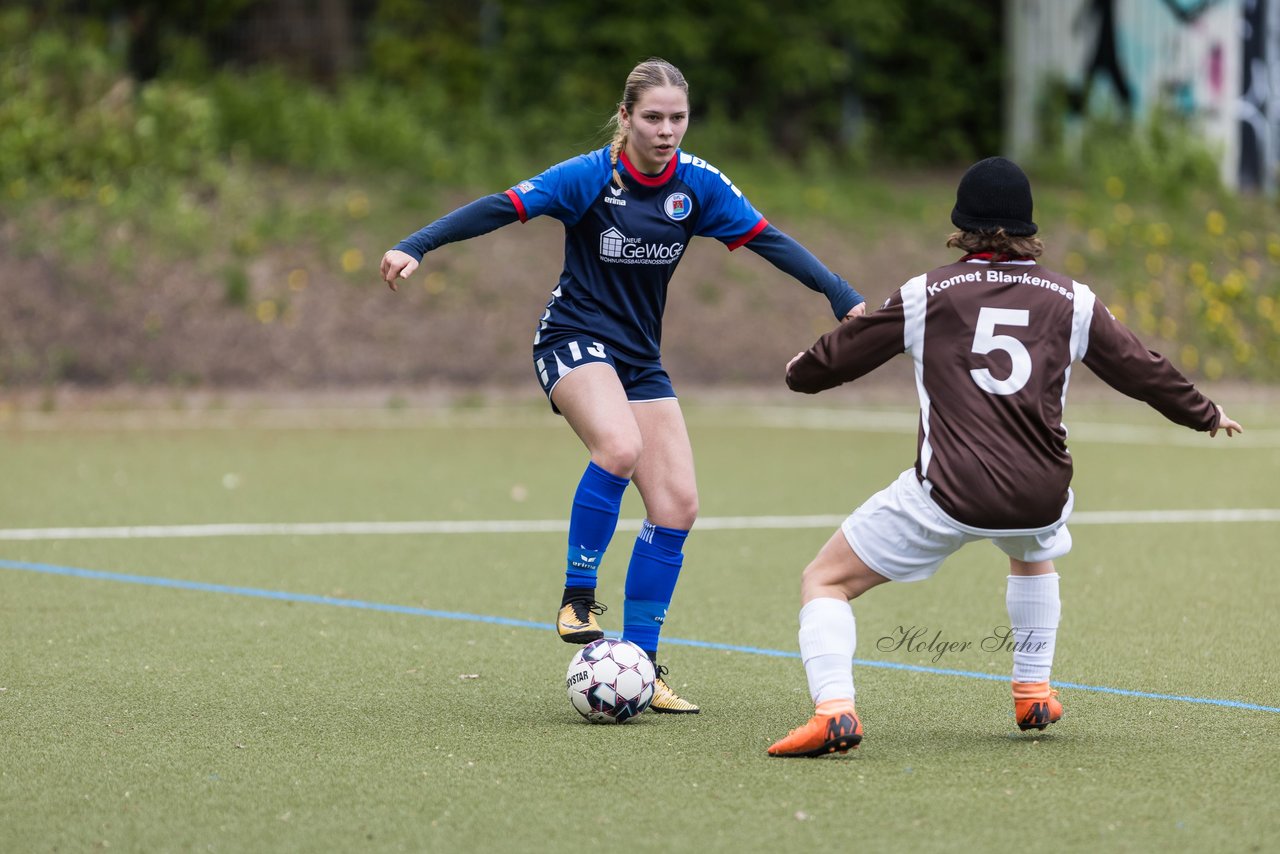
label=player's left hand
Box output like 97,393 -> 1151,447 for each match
380,249 -> 419,292
1210,405 -> 1243,438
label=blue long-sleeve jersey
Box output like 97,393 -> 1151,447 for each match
396,145 -> 862,363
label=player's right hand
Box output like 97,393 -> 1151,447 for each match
380,250 -> 419,291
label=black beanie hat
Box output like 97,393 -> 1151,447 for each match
950,156 -> 1037,236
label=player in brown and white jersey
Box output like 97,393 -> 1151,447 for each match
767,156 -> 1244,757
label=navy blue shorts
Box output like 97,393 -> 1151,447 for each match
533,333 -> 675,413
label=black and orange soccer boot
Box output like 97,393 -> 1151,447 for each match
556,598 -> 606,645
1013,680 -> 1064,731
766,700 -> 862,757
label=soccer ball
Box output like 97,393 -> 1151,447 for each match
565,638 -> 656,723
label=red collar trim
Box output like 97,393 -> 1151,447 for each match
961,252 -> 1035,263
620,150 -> 677,187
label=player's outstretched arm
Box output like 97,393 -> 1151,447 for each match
1210,406 -> 1243,438
381,250 -> 419,291
380,193 -> 520,293
744,225 -> 864,320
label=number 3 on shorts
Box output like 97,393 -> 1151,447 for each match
969,306 -> 1031,395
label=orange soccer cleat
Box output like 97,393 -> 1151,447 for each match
767,700 -> 863,758
1013,680 -> 1063,731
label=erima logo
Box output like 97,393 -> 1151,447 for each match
605,185 -> 627,206
599,227 -> 684,265
609,186 -> 623,197
578,554 -> 597,563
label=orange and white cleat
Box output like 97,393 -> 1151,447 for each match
1013,680 -> 1063,731
767,700 -> 863,757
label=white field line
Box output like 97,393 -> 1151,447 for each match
3,405 -> 1274,446
0,508 -> 1276,541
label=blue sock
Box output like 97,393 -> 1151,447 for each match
622,521 -> 689,656
564,461 -> 630,591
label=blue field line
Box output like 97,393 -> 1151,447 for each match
4,558 -> 1278,716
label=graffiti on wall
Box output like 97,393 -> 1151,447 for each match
1238,0 -> 1278,190
1067,0 -> 1222,115
1007,0 -> 1278,191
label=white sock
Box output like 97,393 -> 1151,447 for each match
1006,573 -> 1061,683
797,597 -> 856,706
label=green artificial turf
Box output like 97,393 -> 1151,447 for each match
1,398 -> 1276,852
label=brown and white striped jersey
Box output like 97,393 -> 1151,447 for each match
787,258 -> 1220,532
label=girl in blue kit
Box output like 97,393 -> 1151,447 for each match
381,57 -> 864,713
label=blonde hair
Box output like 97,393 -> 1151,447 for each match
946,229 -> 1044,259
607,58 -> 689,191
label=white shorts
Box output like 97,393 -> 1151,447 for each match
841,469 -> 1073,583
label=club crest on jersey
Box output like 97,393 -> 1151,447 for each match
515,181 -> 535,194
664,192 -> 691,221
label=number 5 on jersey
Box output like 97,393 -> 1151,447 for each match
969,307 -> 1031,395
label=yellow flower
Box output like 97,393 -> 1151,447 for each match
1187,262 -> 1208,285
98,185 -> 119,207
256,300 -> 278,324
1233,342 -> 1253,364
346,191 -> 370,219
1145,253 -> 1164,276
1146,223 -> 1172,247
1205,300 -> 1226,326
1105,176 -> 1125,199
1204,356 -> 1224,379
1222,271 -> 1246,298
424,272 -> 447,294
1113,203 -> 1134,225
340,248 -> 364,273
1259,295 -> 1275,319
1180,344 -> 1199,370
1205,210 -> 1226,236
288,268 -> 309,292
